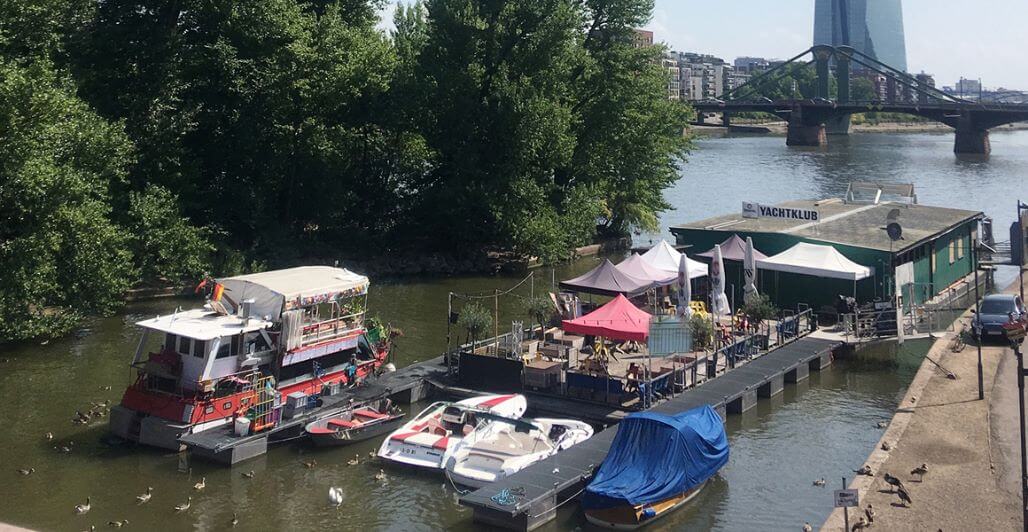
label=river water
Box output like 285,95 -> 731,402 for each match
1,129 -> 1024,531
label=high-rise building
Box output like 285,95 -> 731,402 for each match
813,0 -> 907,71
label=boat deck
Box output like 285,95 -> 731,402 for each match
180,356 -> 449,464
458,336 -> 842,531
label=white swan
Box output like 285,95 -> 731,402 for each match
328,487 -> 343,506
74,497 -> 91,514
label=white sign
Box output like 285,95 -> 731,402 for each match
742,201 -> 820,222
834,489 -> 859,508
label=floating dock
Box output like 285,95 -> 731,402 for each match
180,356 -> 448,464
458,336 -> 842,532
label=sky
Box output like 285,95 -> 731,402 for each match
377,0 -> 1028,90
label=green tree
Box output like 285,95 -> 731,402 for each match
851,77 -> 877,102
523,295 -> 555,340
457,302 -> 493,350
742,293 -> 777,330
125,185 -> 215,284
0,59 -> 135,341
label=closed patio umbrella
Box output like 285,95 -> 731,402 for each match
743,236 -> 759,305
711,244 -> 730,318
677,253 -> 692,318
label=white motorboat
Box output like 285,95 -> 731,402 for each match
377,394 -> 527,469
446,416 -> 594,488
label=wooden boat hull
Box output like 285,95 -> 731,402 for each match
305,400 -> 405,447
584,480 -> 707,530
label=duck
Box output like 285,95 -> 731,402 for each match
374,469 -> 387,482
74,497 -> 91,514
107,520 -> 129,528
347,454 -> 360,466
864,503 -> 876,524
328,486 -> 343,506
367,450 -> 376,459
876,420 -> 889,429
44,432 -> 54,441
802,523 -> 813,532
911,463 -> 928,481
853,465 -> 873,476
241,470 -> 255,479
194,477 -> 206,490
303,459 -> 317,469
231,512 -> 239,527
812,477 -> 826,487
852,516 -> 870,531
81,526 -> 95,532
174,496 -> 192,512
881,441 -> 892,451
17,467 -> 35,476
136,486 -> 153,503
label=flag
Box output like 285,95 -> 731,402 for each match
212,283 -> 224,302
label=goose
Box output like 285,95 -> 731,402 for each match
896,485 -> 913,507
812,477 -> 826,487
864,503 -> 876,524
883,472 -> 904,491
853,465 -> 873,476
802,523 -> 813,532
44,432 -> 54,441
231,512 -> 239,527
852,516 -> 869,531
367,450 -> 376,459
374,469 -> 387,482
876,421 -> 888,429
74,497 -> 91,514
881,441 -> 892,451
194,477 -> 206,490
328,487 -> 344,506
136,486 -> 153,503
107,520 -> 129,528
347,455 -> 360,466
303,459 -> 317,469
911,463 -> 928,481
174,496 -> 192,512
99,385 -> 112,391
17,467 -> 35,476
241,470 -> 255,479
81,527 -> 95,532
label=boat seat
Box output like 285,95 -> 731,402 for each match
353,409 -> 387,420
307,427 -> 336,435
327,418 -> 359,428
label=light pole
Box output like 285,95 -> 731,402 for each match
974,226 -> 984,400
1005,320 -> 1028,532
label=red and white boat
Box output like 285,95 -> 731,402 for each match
109,266 -> 391,450
377,394 -> 527,470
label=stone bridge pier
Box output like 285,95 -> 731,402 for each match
954,112 -> 991,155
786,105 -> 827,147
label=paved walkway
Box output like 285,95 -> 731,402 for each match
823,273 -> 1025,531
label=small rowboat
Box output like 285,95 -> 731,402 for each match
304,400 -> 405,447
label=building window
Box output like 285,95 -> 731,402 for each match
948,240 -> 956,264
958,237 -> 965,259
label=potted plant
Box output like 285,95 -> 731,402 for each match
457,302 -> 492,354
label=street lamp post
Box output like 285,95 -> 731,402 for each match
1006,320 -> 1028,532
974,228 -> 984,400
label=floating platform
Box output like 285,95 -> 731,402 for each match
458,336 -> 842,531
179,357 -> 448,465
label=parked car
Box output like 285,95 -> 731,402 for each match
972,294 -> 1026,340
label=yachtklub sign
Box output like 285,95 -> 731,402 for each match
742,201 -> 820,222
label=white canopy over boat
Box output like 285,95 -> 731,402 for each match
640,240 -> 708,279
756,242 -> 873,281
219,266 -> 369,318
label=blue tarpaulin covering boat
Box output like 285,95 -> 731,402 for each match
582,405 -> 729,511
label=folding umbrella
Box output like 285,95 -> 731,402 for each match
676,253 -> 692,318
710,244 -> 731,317
743,236 -> 759,305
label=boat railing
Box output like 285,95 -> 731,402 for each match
299,314 -> 364,346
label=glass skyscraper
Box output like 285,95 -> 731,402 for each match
813,0 -> 907,71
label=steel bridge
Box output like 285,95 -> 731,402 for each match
692,45 -> 1028,154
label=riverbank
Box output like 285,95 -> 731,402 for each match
822,272 -> 1025,531
692,120 -> 1028,136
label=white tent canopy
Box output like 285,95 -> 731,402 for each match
219,266 -> 369,318
756,242 -> 873,281
641,240 -> 708,279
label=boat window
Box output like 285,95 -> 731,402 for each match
178,335 -> 191,355
165,333 -> 178,351
192,339 -> 206,358
216,337 -> 238,359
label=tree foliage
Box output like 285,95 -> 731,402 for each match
457,302 -> 493,349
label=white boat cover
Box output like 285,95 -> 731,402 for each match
640,240 -> 708,279
756,242 -> 873,281
136,308 -> 273,341
219,266 -> 369,318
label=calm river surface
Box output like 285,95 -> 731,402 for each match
1,129 -> 1025,531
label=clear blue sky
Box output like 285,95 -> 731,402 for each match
378,1 -> 1028,90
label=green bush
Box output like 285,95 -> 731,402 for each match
524,295 -> 555,339
689,314 -> 715,351
743,294 -> 778,328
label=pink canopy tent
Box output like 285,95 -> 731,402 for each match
559,259 -> 653,297
562,294 -> 652,342
696,234 -> 769,262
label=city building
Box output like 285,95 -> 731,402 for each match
814,0 -> 908,71
954,77 -> 982,99
633,29 -> 653,48
663,57 -> 681,101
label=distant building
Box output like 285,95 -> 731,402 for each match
633,29 -> 654,48
663,57 -> 681,101
666,51 -> 731,101
814,0 -> 908,71
954,77 -> 982,99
